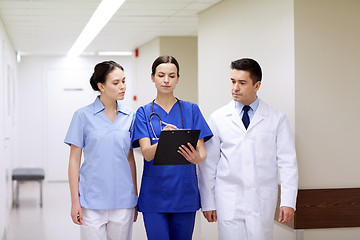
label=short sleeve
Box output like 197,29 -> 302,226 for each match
192,104 -> 213,142
132,107 -> 150,148
64,110 -> 85,148
129,112 -> 136,150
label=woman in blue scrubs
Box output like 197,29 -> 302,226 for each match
132,55 -> 213,240
65,61 -> 138,240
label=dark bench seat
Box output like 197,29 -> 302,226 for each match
12,168 -> 45,207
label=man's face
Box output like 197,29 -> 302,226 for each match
231,69 -> 260,105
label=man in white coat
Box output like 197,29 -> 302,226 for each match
198,58 -> 298,240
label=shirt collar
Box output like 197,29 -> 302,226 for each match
235,96 -> 259,113
93,96 -> 130,115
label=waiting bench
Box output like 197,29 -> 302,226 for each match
12,168 -> 45,207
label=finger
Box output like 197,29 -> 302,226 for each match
186,142 -> 196,151
180,144 -> 192,155
213,211 -> 217,222
278,210 -> 284,222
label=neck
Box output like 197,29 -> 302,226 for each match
155,94 -> 176,108
99,95 -> 117,111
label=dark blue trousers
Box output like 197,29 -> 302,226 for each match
142,212 -> 196,240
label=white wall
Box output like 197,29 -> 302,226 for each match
132,38 -> 160,109
0,17 -> 18,239
198,0 -> 295,239
294,0 -> 360,238
159,36 -> 198,104
16,56 -> 134,179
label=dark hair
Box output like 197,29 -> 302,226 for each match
230,58 -> 262,84
90,60 -> 124,91
151,55 -> 180,77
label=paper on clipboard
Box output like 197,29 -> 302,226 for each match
153,129 -> 200,165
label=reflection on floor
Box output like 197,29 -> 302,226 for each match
5,181 -> 147,240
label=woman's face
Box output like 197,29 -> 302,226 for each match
98,67 -> 126,100
151,63 -> 179,95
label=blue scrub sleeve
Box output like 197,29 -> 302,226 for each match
129,113 -> 136,150
192,104 -> 213,142
132,106 -> 151,148
64,110 -> 85,148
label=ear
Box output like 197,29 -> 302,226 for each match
254,81 -> 261,91
97,82 -> 105,92
151,74 -> 155,83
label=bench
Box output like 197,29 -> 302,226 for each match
12,168 -> 45,207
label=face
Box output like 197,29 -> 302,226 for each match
231,69 -> 261,105
151,63 -> 179,94
98,67 -> 126,100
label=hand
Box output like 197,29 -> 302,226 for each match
278,206 -> 294,224
133,206 -> 138,222
162,123 -> 177,131
178,142 -> 202,164
203,210 -> 217,222
70,202 -> 83,225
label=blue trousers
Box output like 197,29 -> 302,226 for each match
142,212 -> 196,240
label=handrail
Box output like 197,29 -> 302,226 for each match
275,187 -> 360,229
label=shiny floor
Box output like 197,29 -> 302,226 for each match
5,181 -> 147,240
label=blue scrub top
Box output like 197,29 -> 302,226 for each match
132,100 -> 213,213
64,97 -> 138,210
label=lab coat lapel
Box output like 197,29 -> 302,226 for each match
247,99 -> 266,131
227,101 -> 247,132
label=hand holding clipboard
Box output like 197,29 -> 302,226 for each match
153,129 -> 200,165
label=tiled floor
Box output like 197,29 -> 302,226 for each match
5,181 -> 147,240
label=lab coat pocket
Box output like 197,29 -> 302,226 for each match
260,187 -> 278,222
256,133 -> 276,159
215,185 -> 236,221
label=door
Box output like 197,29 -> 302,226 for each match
46,68 -> 97,181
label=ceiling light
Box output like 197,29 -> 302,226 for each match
98,51 -> 132,56
67,0 -> 126,57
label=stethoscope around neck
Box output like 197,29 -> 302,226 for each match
149,97 -> 184,140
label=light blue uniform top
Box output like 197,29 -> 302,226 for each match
64,97 -> 138,210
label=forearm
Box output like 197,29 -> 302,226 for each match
68,145 -> 82,205
139,138 -> 158,162
128,149 -> 138,196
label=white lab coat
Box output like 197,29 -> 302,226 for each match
199,99 -> 298,240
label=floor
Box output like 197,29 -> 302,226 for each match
5,181 -> 147,240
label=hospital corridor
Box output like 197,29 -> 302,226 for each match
1,0 -> 360,240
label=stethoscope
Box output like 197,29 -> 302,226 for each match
149,98 -> 184,140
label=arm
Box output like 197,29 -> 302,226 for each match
276,114 -> 298,224
68,144 -> 83,225
138,138 -> 158,162
127,149 -> 138,222
138,123 -> 177,162
198,116 -> 221,218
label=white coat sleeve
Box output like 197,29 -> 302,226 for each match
198,116 -> 221,211
276,114 -> 298,210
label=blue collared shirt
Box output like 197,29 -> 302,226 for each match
65,96 -> 137,209
235,97 -> 259,122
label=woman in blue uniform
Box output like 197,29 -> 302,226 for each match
65,61 -> 138,240
132,55 -> 213,240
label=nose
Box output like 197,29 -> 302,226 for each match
233,82 -> 240,91
164,76 -> 169,83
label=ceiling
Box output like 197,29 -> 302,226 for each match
0,0 -> 221,56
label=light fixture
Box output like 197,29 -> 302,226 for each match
67,0 -> 126,57
98,51 -> 132,56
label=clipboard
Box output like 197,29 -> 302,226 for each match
153,129 -> 200,165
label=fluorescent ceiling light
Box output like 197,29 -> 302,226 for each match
67,0 -> 126,57
98,51 -> 132,56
